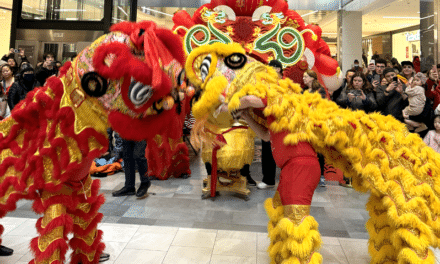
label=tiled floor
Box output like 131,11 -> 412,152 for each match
3,142 -> 440,263
2,217 -> 371,264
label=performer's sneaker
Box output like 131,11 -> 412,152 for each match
136,182 -> 151,198
319,175 -> 326,187
247,176 -> 257,186
112,186 -> 136,197
99,252 -> 110,262
0,245 -> 13,256
78,253 -> 111,263
257,182 -> 275,189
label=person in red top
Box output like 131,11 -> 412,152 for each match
425,65 -> 440,111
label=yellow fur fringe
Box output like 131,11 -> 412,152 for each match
267,216 -> 322,264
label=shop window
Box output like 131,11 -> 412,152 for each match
112,0 -> 131,23
21,0 -> 104,21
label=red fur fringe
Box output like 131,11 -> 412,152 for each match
35,214 -> 73,237
69,230 -> 105,264
30,235 -> 69,263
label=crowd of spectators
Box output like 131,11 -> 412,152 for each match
0,49 -> 62,120
329,56 -> 440,156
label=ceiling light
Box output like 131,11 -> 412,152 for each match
301,11 -> 318,17
382,16 -> 419,19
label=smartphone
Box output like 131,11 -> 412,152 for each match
392,76 -> 398,83
373,74 -> 381,83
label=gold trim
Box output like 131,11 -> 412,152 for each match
283,204 -> 311,225
41,204 -> 66,228
273,192 -> 282,208
38,226 -> 64,252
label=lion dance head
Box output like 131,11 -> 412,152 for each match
67,21 -> 188,141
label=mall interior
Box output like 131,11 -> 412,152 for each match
1,0 -> 440,264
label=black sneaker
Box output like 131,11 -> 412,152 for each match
112,186 -> 136,197
0,245 -> 13,256
78,252 -> 110,263
99,252 -> 110,262
246,176 -> 257,186
136,182 -> 151,198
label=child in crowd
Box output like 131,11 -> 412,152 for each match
423,115 -> 440,153
402,72 -> 428,133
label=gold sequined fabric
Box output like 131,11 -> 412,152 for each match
202,127 -> 255,170
283,205 -> 311,225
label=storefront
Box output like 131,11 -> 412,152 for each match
362,33 -> 392,63
392,29 -> 421,62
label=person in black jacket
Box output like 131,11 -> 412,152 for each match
35,52 -> 58,85
8,63 -> 41,111
375,67 -> 408,121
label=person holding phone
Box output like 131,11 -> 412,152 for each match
35,52 -> 59,85
335,72 -> 377,113
375,68 -> 408,121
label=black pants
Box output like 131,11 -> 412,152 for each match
122,139 -> 150,188
261,140 -> 276,185
317,153 -> 325,176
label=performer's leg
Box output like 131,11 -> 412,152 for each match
113,139 -> 136,196
317,153 -> 326,187
30,188 -> 73,264
260,140 -> 276,188
240,164 -> 256,186
366,192 -> 397,263
268,157 -> 323,264
133,140 -> 151,197
69,176 -> 106,264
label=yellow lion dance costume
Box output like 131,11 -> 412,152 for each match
186,43 -> 440,264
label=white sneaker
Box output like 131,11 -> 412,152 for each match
257,182 -> 275,189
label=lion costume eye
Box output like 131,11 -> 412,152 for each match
200,54 -> 211,82
224,53 -> 247,69
129,78 -> 153,106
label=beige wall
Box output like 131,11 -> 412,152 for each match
0,0 -> 12,9
0,10 -> 11,57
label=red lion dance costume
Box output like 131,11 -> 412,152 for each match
186,42 -> 440,264
0,21 -> 190,263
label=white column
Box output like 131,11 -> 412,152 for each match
337,11 -> 363,74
